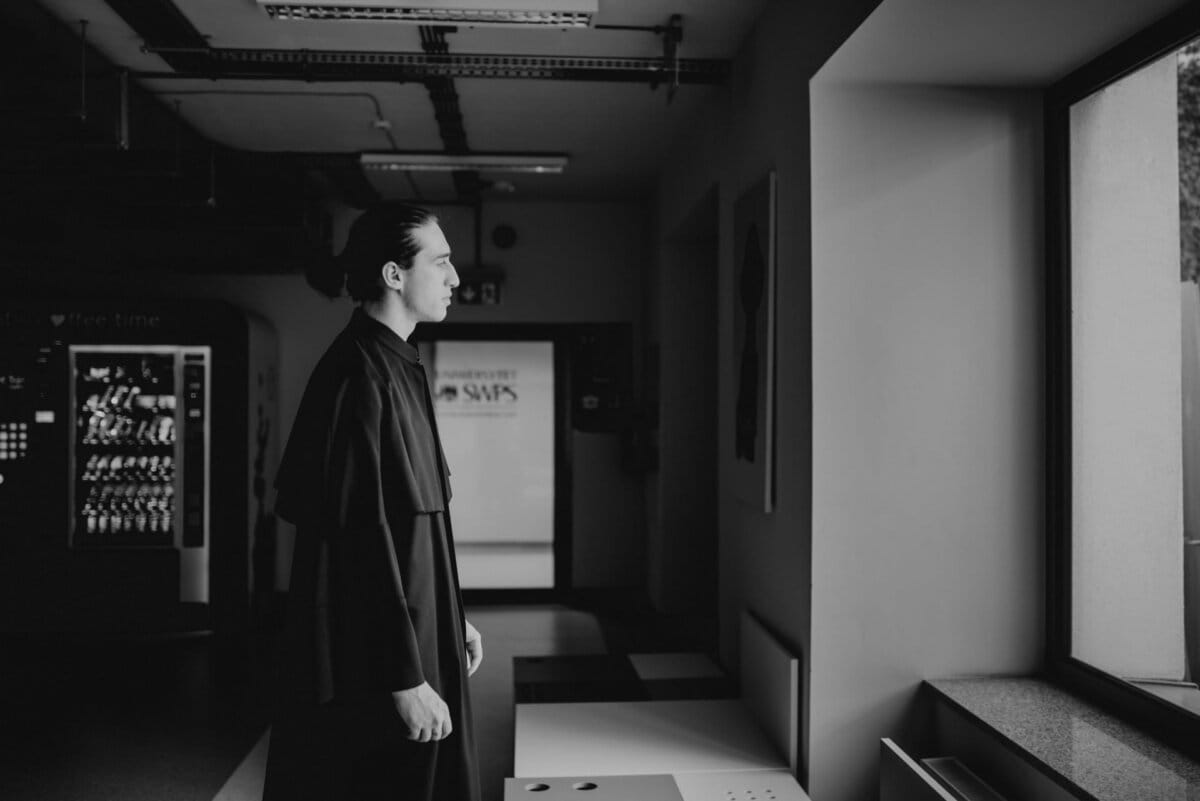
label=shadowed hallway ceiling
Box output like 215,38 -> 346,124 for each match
1,0 -> 764,272
4,0 -> 1189,274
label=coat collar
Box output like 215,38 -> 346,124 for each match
350,307 -> 420,364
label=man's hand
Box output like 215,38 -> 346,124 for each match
464,619 -> 483,676
391,682 -> 452,742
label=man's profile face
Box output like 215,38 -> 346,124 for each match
400,222 -> 459,323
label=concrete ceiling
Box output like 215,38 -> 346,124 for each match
31,0 -> 768,202
818,0 -> 1194,85
21,0 -> 1194,210
6,0 -> 1197,274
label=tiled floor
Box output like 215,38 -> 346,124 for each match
0,600 -> 717,801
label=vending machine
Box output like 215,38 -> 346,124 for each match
0,301 -> 277,635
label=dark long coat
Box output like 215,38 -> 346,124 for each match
263,308 -> 479,801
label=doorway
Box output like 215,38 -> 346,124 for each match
417,326 -> 568,592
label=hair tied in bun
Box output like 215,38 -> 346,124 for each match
305,250 -> 347,299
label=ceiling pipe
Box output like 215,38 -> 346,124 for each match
207,146 -> 217,208
78,19 -> 88,121
117,69 -> 130,150
596,13 -> 683,101
148,89 -> 401,150
473,200 -> 483,269
172,99 -> 183,176
664,14 -> 682,102
417,25 -> 481,203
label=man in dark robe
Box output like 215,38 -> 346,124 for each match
263,205 -> 480,801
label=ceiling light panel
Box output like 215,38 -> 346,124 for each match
256,0 -> 596,27
360,153 -> 568,173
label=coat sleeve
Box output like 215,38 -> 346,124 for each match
323,370 -> 426,695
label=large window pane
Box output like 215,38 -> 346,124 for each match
1061,39 -> 1200,719
1069,50 -> 1186,681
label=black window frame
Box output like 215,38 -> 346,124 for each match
1046,0 -> 1200,756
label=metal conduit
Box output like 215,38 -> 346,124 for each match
146,89 -> 401,150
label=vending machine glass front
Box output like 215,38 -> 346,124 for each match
67,345 -> 211,602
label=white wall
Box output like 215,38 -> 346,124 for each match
808,83 -> 1045,801
654,0 -> 884,786
653,1 -> 1053,795
1069,54 -> 1186,679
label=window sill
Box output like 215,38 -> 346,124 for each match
925,677 -> 1200,801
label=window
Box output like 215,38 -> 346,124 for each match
1049,3 -> 1200,748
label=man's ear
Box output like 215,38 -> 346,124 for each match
380,260 -> 404,290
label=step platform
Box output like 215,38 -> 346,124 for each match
513,651 -> 733,703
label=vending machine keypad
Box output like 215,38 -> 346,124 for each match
0,423 -> 30,461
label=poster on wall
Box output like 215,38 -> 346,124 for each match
731,171 -> 776,513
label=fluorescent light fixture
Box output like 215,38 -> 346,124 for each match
257,0 -> 596,27
360,152 -> 568,173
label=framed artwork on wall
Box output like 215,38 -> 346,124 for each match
731,170 -> 777,513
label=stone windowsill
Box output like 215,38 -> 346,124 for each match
926,677 -> 1200,801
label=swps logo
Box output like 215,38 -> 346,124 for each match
434,367 -> 520,406
435,383 -> 517,404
